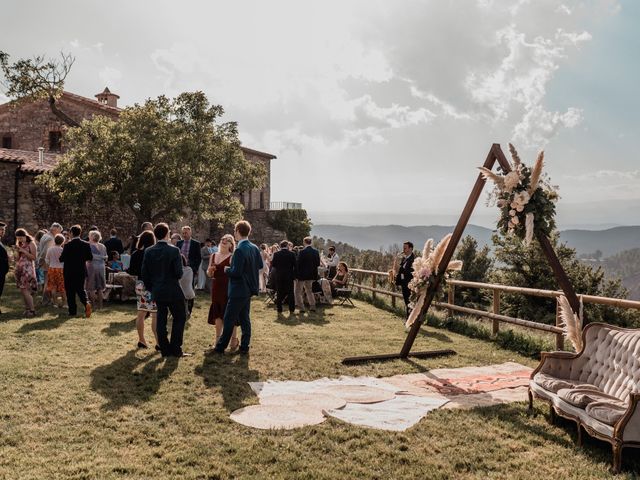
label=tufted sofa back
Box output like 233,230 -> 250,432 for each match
569,324 -> 640,401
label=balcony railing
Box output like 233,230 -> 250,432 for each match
269,201 -> 303,210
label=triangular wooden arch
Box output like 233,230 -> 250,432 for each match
343,143 -> 581,364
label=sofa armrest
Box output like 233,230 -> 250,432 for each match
617,393 -> 640,443
531,351 -> 579,379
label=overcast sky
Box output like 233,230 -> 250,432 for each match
2,0 -> 638,228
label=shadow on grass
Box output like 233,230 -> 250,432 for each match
195,354 -> 260,412
90,349 -> 178,410
418,328 -> 453,343
274,309 -> 330,327
16,312 -> 74,333
102,317 -> 137,336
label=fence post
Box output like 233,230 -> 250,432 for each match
448,283 -> 455,317
492,289 -> 500,336
371,273 -> 377,301
357,271 -> 362,294
555,298 -> 565,351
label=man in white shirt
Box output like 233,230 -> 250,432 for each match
325,246 -> 340,279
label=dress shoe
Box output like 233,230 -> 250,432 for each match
137,342 -> 148,349
155,345 -> 161,352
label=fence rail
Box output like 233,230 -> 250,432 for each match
350,268 -> 640,350
269,201 -> 303,210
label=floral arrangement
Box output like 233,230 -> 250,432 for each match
405,233 -> 462,329
479,144 -> 559,246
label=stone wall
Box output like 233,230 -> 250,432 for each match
0,95 -> 118,153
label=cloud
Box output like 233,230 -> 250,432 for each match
567,169 -> 640,181
98,66 -> 122,89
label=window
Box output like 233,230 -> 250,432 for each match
49,131 -> 62,152
2,135 -> 11,149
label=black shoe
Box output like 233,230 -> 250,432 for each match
137,342 -> 148,349
155,345 -> 161,352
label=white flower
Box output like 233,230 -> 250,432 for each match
504,171 -> 521,192
511,215 -> 520,225
514,190 -> 530,206
509,209 -> 516,216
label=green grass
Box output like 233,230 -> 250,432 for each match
0,288 -> 638,479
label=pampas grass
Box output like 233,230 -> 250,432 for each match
509,143 -> 521,168
528,151 -> 544,196
432,233 -> 452,274
558,295 -> 583,352
524,212 -> 535,246
478,167 -> 505,188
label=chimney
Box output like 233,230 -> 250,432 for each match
95,87 -> 120,108
38,147 -> 44,165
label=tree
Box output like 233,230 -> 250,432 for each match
452,235 -> 494,308
269,209 -> 312,245
0,50 -> 80,127
38,92 -> 265,225
491,232 -> 638,327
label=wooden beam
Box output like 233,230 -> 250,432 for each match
342,349 -> 456,365
399,145 -> 500,358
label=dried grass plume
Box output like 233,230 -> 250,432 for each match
527,151 -> 544,196
558,295 -> 583,352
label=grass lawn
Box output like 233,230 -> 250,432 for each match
0,288 -> 638,479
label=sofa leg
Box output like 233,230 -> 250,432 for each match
528,388 -> 534,413
612,441 -> 622,474
576,423 -> 583,446
549,405 -> 556,424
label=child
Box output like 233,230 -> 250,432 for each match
108,251 -> 124,272
45,234 -> 67,308
179,254 -> 195,319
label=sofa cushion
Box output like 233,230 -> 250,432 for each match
585,401 -> 627,426
533,373 -> 576,393
557,387 -> 622,409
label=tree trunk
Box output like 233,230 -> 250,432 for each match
48,95 -> 80,128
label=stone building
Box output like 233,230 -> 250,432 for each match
0,88 -> 285,244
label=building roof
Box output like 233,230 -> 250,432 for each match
0,90 -> 121,115
0,147 -> 59,173
239,146 -> 277,160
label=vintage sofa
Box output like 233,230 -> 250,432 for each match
528,322 -> 640,472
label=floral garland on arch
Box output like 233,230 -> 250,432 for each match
405,233 -> 463,329
479,144 -> 559,246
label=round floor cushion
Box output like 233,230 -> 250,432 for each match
230,405 -> 326,430
317,385 -> 396,404
260,393 -> 347,410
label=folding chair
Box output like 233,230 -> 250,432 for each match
334,275 -> 355,307
264,288 -> 277,306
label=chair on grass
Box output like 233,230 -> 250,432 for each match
334,275 -> 355,307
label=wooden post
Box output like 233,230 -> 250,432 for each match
391,294 -> 396,308
555,298 -> 565,351
371,273 -> 377,301
492,289 -> 500,336
357,272 -> 362,294
448,283 -> 455,317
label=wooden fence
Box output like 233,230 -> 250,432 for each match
350,268 -> 640,350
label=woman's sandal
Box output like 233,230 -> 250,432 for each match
229,338 -> 240,352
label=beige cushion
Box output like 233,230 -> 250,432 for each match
557,387 -> 622,408
533,373 -> 576,393
585,401 -> 627,426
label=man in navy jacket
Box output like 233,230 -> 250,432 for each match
141,223 -> 189,357
214,220 -> 263,354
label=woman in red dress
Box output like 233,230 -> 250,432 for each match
207,234 -> 238,350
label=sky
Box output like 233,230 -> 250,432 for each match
1,0 -> 638,229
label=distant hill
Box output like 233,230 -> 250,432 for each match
311,224 -> 495,251
311,224 -> 640,257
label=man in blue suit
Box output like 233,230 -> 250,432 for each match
214,220 -> 263,355
141,223 -> 190,358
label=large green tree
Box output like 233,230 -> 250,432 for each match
491,233 -> 639,327
452,235 -> 494,308
38,92 -> 265,225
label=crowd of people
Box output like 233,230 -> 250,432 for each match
0,219 -> 354,358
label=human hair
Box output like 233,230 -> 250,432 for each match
50,222 -> 63,231
234,220 -> 251,237
260,243 -> 267,250
14,228 -> 33,243
109,250 -> 120,261
153,223 -> 170,240
89,225 -> 98,232
35,229 -> 47,242
303,236 -> 312,246
137,230 -> 156,250
181,225 -> 191,232
54,234 -> 65,246
280,240 -> 289,249
141,222 -> 153,231
220,234 -> 235,253
110,228 -> 118,236
328,245 -> 335,252
170,233 -> 182,242
338,261 -> 349,274
404,241 -> 414,250
70,225 -> 82,237
89,230 -> 102,242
